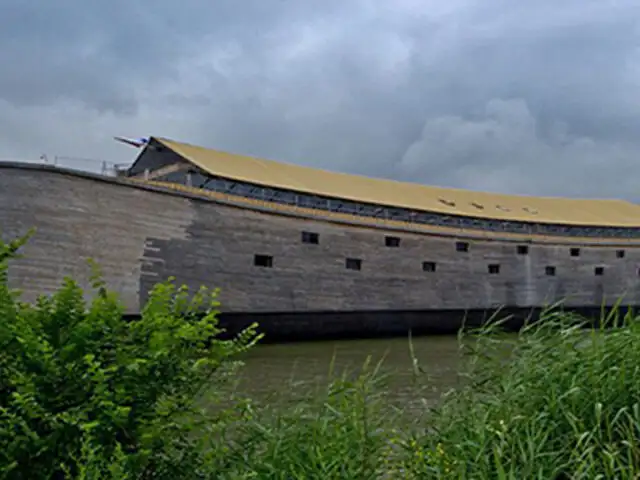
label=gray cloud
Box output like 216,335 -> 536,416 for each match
1,0 -> 639,202
399,98 -> 640,198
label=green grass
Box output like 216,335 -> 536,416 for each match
392,305 -> 640,479
206,356 -> 399,479
201,305 -> 640,479
5,232 -> 640,478
179,304 -> 638,479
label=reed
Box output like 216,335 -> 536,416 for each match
202,304 -> 640,479
395,303 -> 640,479
4,233 -> 640,478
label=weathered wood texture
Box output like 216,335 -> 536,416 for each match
3,163 -> 640,316
2,165 -> 193,313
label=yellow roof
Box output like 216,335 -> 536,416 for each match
155,137 -> 640,227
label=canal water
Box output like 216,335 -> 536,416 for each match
233,335 -> 468,411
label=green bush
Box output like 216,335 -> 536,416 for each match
396,306 -> 640,479
5,230 -> 640,479
0,233 -> 261,479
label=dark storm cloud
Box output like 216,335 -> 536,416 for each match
0,0 -> 347,111
1,0 -> 639,201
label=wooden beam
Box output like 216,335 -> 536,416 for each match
134,162 -> 190,180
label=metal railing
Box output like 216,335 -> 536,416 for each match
6,156 -> 640,243
2,155 -> 131,177
135,179 -> 640,245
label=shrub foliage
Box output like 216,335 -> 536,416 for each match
4,231 -> 640,479
0,232 -> 261,479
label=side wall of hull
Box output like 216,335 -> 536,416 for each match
217,306 -> 638,342
3,165 -> 640,337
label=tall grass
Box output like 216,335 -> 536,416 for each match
207,357 -> 400,479
3,232 -> 640,478
194,304 -> 640,479
396,304 -> 640,479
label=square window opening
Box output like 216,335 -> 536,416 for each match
422,261 -> 436,272
301,231 -> 319,244
517,245 -> 529,255
570,248 -> 581,257
254,254 -> 273,268
346,258 -> 362,271
488,264 -> 501,275
616,249 -> 625,258
385,236 -> 401,247
594,266 -> 604,276
456,241 -> 469,252
545,266 -> 556,276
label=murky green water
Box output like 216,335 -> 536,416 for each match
234,335 -> 468,410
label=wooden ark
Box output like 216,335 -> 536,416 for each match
3,137 -> 640,340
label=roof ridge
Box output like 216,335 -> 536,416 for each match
150,136 -> 640,227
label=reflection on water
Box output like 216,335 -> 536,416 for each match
234,335 -> 468,410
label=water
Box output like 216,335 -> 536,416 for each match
234,335 -> 467,410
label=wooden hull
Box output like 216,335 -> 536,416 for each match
3,163 -> 640,340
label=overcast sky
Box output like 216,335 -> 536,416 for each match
1,0 -> 640,201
